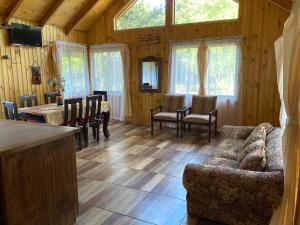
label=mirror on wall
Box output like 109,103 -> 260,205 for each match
139,56 -> 162,92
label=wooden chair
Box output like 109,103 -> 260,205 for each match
20,95 -> 39,107
44,92 -> 60,104
181,95 -> 218,142
63,98 -> 85,149
84,95 -> 102,147
2,101 -> 19,120
93,91 -> 108,101
150,94 -> 185,138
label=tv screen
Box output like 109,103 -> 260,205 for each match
8,23 -> 42,47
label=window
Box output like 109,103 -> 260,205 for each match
90,46 -> 125,120
57,42 -> 90,98
169,43 -> 200,105
205,42 -> 240,97
115,0 -> 166,30
174,0 -> 239,25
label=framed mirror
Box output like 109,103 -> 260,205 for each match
139,56 -> 162,92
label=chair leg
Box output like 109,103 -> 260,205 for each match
160,122 -> 162,130
78,132 -> 82,150
208,123 -> 212,143
215,122 -> 217,136
181,122 -> 184,138
92,128 -> 96,139
96,126 -> 100,143
85,127 -> 89,147
151,118 -> 154,135
188,124 -> 191,133
177,122 -> 179,138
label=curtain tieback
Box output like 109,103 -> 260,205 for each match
286,117 -> 300,126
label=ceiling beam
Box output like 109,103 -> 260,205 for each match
40,0 -> 65,27
268,0 -> 293,12
2,0 -> 24,25
65,0 -> 99,35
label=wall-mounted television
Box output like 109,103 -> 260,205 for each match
7,23 -> 42,47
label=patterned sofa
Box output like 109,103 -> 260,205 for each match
183,125 -> 284,225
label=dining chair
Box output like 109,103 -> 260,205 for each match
63,98 -> 85,149
93,91 -> 108,101
150,94 -> 185,138
181,95 -> 218,142
20,95 -> 39,108
84,95 -> 102,147
2,101 -> 20,120
44,92 -> 60,104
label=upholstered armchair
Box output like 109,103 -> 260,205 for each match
181,95 -> 217,142
151,94 -> 185,138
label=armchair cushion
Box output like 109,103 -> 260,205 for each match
153,112 -> 179,121
239,148 -> 266,171
183,114 -> 216,124
191,95 -> 217,114
238,139 -> 265,163
162,95 -> 185,112
213,138 -> 245,160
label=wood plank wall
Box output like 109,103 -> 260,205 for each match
0,18 -> 87,118
87,0 -> 289,126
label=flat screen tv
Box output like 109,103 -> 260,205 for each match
8,23 -> 42,47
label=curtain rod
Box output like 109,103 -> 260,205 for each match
168,35 -> 243,44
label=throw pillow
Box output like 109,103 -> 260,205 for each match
257,122 -> 273,135
239,148 -> 266,171
242,126 -> 266,149
238,139 -> 265,163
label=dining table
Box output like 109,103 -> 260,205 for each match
18,101 -> 112,137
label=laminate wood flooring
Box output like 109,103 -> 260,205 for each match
76,122 -> 224,225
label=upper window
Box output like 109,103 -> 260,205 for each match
174,0 -> 239,25
115,0 -> 166,30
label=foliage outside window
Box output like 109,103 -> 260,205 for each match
115,0 -> 166,30
174,0 -> 239,24
205,43 -> 239,97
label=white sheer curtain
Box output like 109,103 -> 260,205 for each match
90,44 -> 126,120
169,43 -> 200,106
56,41 -> 90,98
205,40 -> 242,126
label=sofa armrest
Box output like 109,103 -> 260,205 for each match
219,125 -> 256,139
183,164 -> 283,208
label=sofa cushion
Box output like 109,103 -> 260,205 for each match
239,148 -> 266,171
242,126 -> 266,149
153,112 -> 178,121
214,138 -> 245,160
265,128 -> 283,172
183,114 -> 216,124
258,122 -> 274,135
238,139 -> 265,163
203,157 -> 239,169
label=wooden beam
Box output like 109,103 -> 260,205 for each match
268,0 -> 293,12
40,0 -> 65,27
65,0 -> 99,35
2,0 -> 24,25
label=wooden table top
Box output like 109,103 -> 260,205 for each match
0,120 -> 78,156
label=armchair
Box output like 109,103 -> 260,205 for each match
181,95 -> 217,142
150,94 -> 185,138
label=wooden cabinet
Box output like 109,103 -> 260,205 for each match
0,120 -> 78,225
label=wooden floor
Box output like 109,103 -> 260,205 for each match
76,122 -> 224,225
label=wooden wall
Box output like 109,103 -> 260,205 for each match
0,18 -> 87,117
87,0 -> 289,126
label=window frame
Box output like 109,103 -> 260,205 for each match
172,0 -> 240,26
114,0 -> 168,31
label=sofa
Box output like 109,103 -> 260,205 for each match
183,125 -> 284,225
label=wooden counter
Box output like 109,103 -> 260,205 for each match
0,120 -> 79,225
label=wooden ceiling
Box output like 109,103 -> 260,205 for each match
0,0 -> 115,33
0,0 -> 292,34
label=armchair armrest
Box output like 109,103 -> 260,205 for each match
179,107 -> 191,118
219,125 -> 256,139
209,109 -> 218,116
183,164 -> 283,208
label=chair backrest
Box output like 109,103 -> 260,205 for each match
191,95 -> 217,114
2,101 -> 19,120
162,95 -> 185,112
93,91 -> 108,101
44,92 -> 60,104
64,98 -> 83,127
85,95 -> 102,123
20,95 -> 39,108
